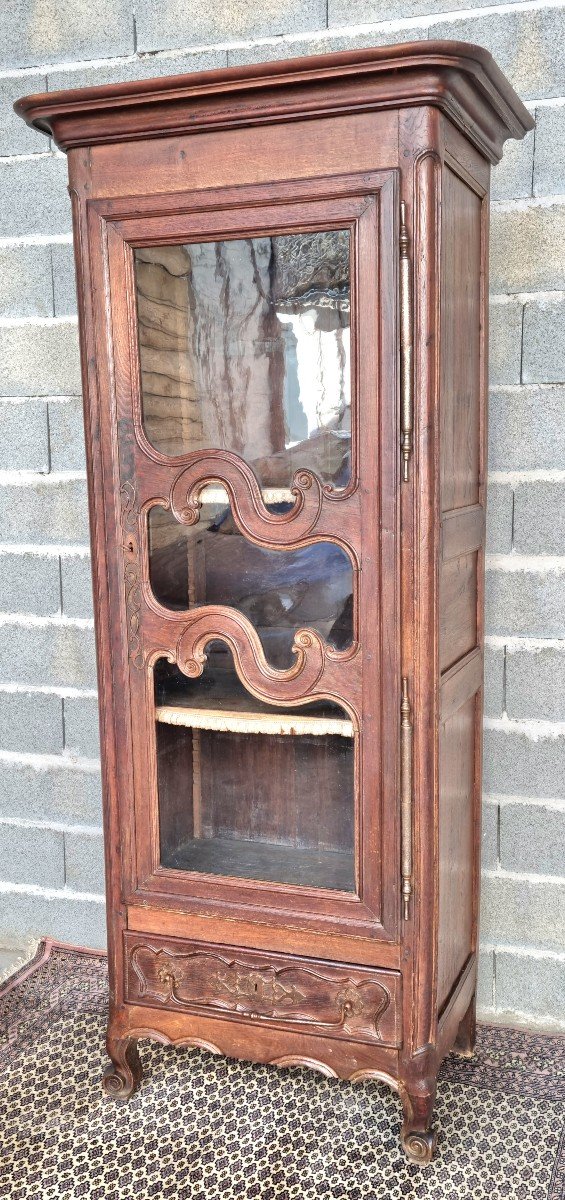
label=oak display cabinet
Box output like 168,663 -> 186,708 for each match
16,43 -> 532,1163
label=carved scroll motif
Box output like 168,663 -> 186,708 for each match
120,480 -> 144,669
169,451 -> 323,546
129,945 -> 393,1044
175,607 -> 326,703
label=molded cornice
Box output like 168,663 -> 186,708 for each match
14,40 -> 533,162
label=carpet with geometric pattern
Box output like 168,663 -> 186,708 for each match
1,942 -> 563,1199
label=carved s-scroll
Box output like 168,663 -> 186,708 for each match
176,607 -> 326,703
120,480 -> 144,669
170,452 -> 323,546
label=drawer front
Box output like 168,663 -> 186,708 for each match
124,932 -> 402,1048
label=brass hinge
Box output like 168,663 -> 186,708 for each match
400,676 -> 413,921
399,201 -> 413,483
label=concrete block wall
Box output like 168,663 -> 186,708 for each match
0,0 -> 563,1031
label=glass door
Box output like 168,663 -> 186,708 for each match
135,231 -> 356,893
101,170 -> 399,941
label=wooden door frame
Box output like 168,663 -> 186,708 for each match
85,167 -> 400,949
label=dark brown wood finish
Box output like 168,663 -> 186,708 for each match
15,43 -> 532,1165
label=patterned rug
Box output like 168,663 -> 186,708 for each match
0,942 -> 563,1199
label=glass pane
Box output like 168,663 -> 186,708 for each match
155,654 -> 355,891
148,502 -> 353,668
134,231 -> 351,488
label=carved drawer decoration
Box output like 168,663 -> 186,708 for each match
125,934 -> 402,1048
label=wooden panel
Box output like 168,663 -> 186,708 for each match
87,112 -> 397,199
440,166 -> 483,513
437,696 -> 476,1011
126,904 -> 402,969
441,504 -> 485,562
440,647 -> 483,722
124,931 -> 402,1048
439,552 -> 478,672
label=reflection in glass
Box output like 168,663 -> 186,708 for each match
155,654 -> 355,891
134,231 -> 351,487
148,501 -> 353,668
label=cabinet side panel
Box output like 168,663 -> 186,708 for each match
439,166 -> 481,513
437,696 -> 476,1010
439,552 -> 478,672
437,143 -> 487,1014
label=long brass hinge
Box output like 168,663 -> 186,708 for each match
399,201 -> 413,483
400,676 -> 413,921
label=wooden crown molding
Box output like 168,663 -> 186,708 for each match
14,40 -> 533,162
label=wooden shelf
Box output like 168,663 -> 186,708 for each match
156,704 -> 353,738
162,836 -> 355,890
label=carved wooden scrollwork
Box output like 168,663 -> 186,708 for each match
176,607 -> 326,702
169,451 -> 323,546
127,942 -> 399,1046
120,480 -> 144,669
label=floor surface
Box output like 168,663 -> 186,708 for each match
1,942 -> 563,1199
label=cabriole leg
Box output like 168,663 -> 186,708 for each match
103,1034 -> 143,1100
399,1080 -> 437,1165
453,992 -> 477,1059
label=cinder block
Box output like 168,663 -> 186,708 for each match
63,695 -> 100,761
430,8 -> 565,101
64,830 -> 105,894
0,320 -> 81,397
486,482 -> 513,553
227,24 -> 423,67
47,48 -> 228,93
485,566 -> 565,638
0,479 -> 89,545
491,127 -> 534,202
506,645 -> 565,722
481,800 -> 498,871
523,296 -> 565,385
488,385 -> 565,472
48,399 -> 86,472
533,105 -> 565,197
0,823 -> 64,888
476,946 -> 494,1013
500,800 -> 565,876
51,243 -> 77,317
483,724 -> 565,799
490,202 -> 565,294
0,401 -> 49,472
327,0 -> 526,25
488,300 -> 523,386
0,759 -> 102,824
135,0 -> 326,54
0,74 -> 47,155
513,480 -> 565,554
484,642 -> 504,719
495,950 -> 565,1023
0,623 -> 96,690
0,552 -> 60,617
0,0 -> 133,70
0,691 -> 63,755
0,245 -> 53,318
60,555 -> 93,619
0,891 -> 106,950
0,156 -> 70,239
480,872 -> 565,952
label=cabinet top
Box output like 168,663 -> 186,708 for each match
15,39 -> 533,162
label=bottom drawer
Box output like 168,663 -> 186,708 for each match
124,932 -> 402,1048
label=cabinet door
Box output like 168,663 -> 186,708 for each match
90,168 -> 399,948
